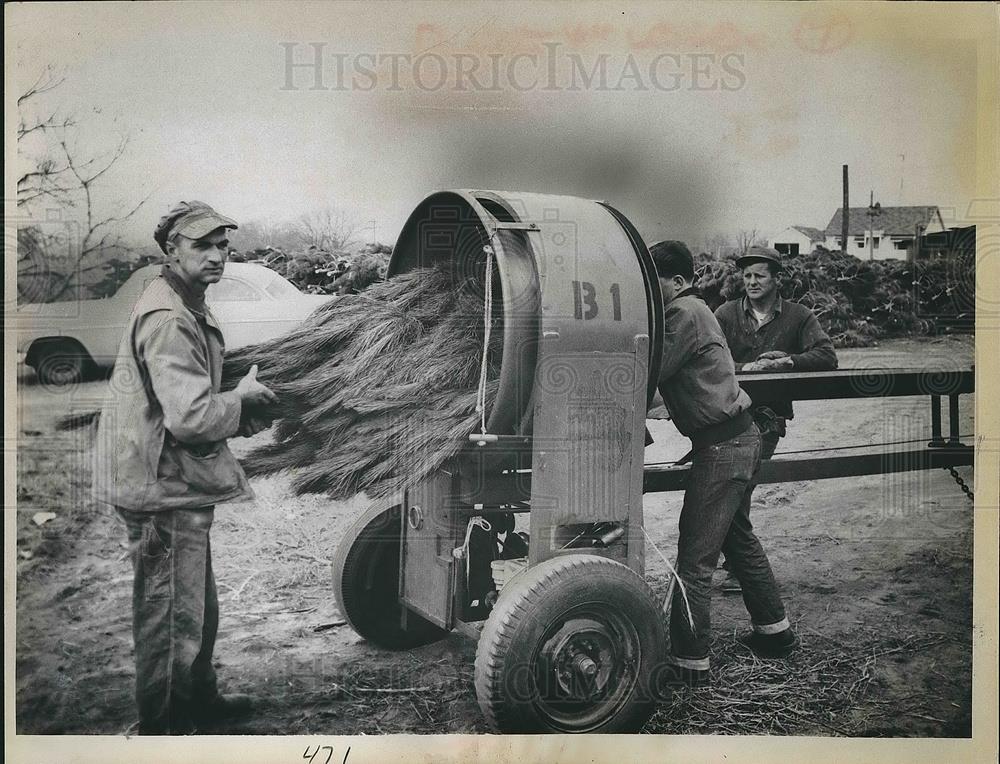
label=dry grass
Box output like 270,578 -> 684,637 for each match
647,627 -> 964,736
15,428 -> 100,570
265,660 -> 479,735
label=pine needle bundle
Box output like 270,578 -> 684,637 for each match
221,261 -> 503,500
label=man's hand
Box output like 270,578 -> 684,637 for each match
238,413 -> 273,438
770,356 -> 794,369
235,364 -> 277,407
756,350 -> 790,361
743,356 -> 794,372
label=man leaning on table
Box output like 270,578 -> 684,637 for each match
714,245 -> 837,592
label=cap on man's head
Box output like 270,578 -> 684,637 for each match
736,245 -> 782,271
154,201 -> 238,254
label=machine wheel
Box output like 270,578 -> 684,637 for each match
474,554 -> 665,733
33,339 -> 91,386
332,503 -> 447,650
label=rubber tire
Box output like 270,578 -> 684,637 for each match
474,554 -> 665,733
34,340 -> 91,386
332,503 -> 447,650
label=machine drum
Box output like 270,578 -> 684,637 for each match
474,554 -> 665,733
333,504 -> 447,649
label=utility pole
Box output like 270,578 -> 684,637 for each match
842,165 -> 849,255
898,153 -> 905,204
913,222 -> 925,263
866,191 -> 881,262
869,191 -> 874,261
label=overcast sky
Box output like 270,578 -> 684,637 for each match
8,1 -> 987,252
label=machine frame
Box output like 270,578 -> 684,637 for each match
332,189 -> 975,734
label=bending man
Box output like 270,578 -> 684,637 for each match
651,240 -> 797,689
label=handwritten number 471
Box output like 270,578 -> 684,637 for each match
303,745 -> 351,764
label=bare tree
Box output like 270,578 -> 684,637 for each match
230,217 -> 298,252
734,228 -> 764,258
16,66 -> 149,302
702,232 -> 732,258
16,68 -> 76,210
231,210 -> 360,256
294,207 -> 360,253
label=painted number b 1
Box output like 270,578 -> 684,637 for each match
572,281 -> 622,321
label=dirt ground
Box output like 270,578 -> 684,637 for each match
13,335 -> 976,736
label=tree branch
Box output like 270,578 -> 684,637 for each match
18,113 -> 75,140
17,66 -> 65,106
17,69 -> 143,303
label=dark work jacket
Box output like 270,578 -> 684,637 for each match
714,295 -> 838,419
656,288 -> 752,438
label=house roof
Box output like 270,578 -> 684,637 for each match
791,225 -> 825,241
823,206 -> 942,236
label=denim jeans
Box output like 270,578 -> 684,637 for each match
670,423 -> 788,668
117,506 -> 219,734
721,420 -> 780,575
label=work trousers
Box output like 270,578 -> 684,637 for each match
721,414 -> 782,573
670,423 -> 788,668
117,506 -> 219,734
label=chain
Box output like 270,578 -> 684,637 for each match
944,466 -> 974,502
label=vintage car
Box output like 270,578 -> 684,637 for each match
16,262 -> 333,385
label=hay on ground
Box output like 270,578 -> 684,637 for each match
647,627 -> 959,735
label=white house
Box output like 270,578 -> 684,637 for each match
821,206 -> 945,261
768,226 -> 825,256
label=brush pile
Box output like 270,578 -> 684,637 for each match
694,247 -> 975,347
221,260 -> 502,500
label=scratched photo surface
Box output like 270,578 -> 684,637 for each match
6,2 -> 997,763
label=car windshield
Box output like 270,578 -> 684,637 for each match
264,274 -> 303,299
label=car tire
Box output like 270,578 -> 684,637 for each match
34,340 -> 92,387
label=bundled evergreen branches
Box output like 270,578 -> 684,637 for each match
222,261 -> 502,500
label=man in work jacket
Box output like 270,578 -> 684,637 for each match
650,240 -> 798,690
714,245 -> 837,592
93,201 -> 277,734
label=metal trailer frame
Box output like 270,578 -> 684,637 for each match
448,371 -> 975,505
645,368 -> 974,490
451,367 -> 975,565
